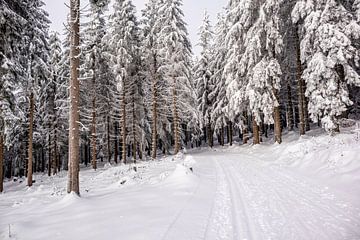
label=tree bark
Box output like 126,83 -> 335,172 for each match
0,134 -> 4,192
286,80 -> 294,131
252,116 -> 260,145
172,81 -> 180,154
107,116 -> 111,163
67,0 -> 81,195
91,53 -> 97,170
132,97 -> 137,163
151,67 -> 158,159
121,85 -> 127,164
91,97 -> 97,170
114,121 -> 118,164
273,89 -> 282,144
229,121 -> 233,146
48,135 -> 51,177
242,113 -> 249,144
295,24 -> 306,136
220,125 -> 224,146
27,91 -> 35,187
207,120 -> 213,148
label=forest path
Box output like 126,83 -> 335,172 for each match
162,151 -> 360,240
1,150 -> 360,240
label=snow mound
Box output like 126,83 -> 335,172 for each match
165,164 -> 196,185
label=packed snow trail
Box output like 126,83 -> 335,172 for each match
1,150 -> 360,240
162,151 -> 360,240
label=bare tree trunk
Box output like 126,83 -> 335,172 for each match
243,113 -> 249,144
229,121 -> 233,146
172,81 -> 180,154
91,97 -> 97,170
0,134 -> 3,192
252,116 -> 260,145
151,75 -> 158,159
48,135 -> 51,177
121,87 -> 127,164
67,0 -> 81,195
304,96 -> 310,131
286,80 -> 294,130
53,132 -> 58,174
107,116 -> 111,163
273,89 -> 282,144
132,98 -> 137,163
114,121 -> 118,164
295,24 -> 306,136
207,120 -> 213,148
27,91 -> 35,187
220,125 -> 224,146
91,53 -> 97,170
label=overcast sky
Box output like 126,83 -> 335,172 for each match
43,0 -> 228,55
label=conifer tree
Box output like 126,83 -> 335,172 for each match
292,0 -> 360,132
156,0 -> 196,154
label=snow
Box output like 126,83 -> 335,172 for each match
1,126 -> 360,239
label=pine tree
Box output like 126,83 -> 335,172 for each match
46,32 -> 63,175
194,11 -> 214,147
210,12 -> 231,146
21,0 -> 51,186
106,0 -> 141,163
156,0 -> 196,154
141,0 -> 163,159
82,0 -> 110,169
292,0 -> 360,132
0,0 -> 27,191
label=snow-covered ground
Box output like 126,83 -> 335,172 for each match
1,125 -> 360,240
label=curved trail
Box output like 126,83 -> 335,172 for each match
162,151 -> 360,240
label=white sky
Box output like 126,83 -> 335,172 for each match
42,0 -> 227,55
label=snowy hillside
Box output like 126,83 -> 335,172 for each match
1,125 -> 359,240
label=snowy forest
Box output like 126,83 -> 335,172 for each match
1,0 -> 360,239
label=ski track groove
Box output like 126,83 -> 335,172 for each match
218,157 -> 256,240
202,158 -> 219,240
160,174 -> 203,240
228,153 -> 360,239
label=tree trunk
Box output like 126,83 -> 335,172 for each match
0,134 -> 4,192
273,89 -> 282,144
27,91 -> 35,187
207,121 -> 213,148
114,121 -> 118,164
151,71 -> 158,159
121,86 -> 127,164
48,136 -> 52,177
54,132 -> 58,175
107,116 -> 111,163
132,98 -> 137,163
229,121 -> 233,146
252,116 -> 260,145
295,24 -> 306,136
286,80 -> 294,131
304,96 -> 310,131
243,113 -> 249,144
91,97 -> 97,170
67,0 -> 81,195
220,125 -> 224,146
91,52 -> 97,170
172,81 -> 180,154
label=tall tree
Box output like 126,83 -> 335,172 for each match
156,0 -> 196,154
82,0 -> 110,170
106,0 -> 140,163
194,11 -> 214,147
292,0 -> 360,133
68,0 -> 81,195
23,0 -> 51,186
